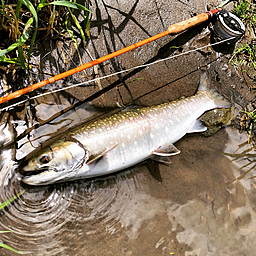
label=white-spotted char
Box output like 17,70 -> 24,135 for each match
22,73 -> 231,185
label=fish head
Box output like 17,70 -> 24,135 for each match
22,140 -> 86,185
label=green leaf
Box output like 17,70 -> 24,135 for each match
15,0 -> 22,19
18,17 -> 34,68
17,28 -> 32,46
18,0 -> 38,63
0,17 -> 33,57
0,44 -> 18,57
0,243 -> 23,254
0,231 -> 12,234
18,45 -> 26,69
49,1 -> 92,12
0,191 -> 24,210
68,7 -> 86,43
0,56 -> 21,65
37,2 -> 49,10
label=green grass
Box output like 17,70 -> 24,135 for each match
229,42 -> 256,81
232,0 -> 256,35
0,0 -> 92,71
0,191 -> 25,254
230,0 -> 256,81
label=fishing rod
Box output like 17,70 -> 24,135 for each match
0,8 -> 222,105
0,36 -> 236,113
0,6 -> 245,106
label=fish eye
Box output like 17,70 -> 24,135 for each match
39,155 -> 50,164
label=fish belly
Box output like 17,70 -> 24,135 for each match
71,119 -> 187,180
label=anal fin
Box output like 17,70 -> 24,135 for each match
152,143 -> 180,157
187,119 -> 207,133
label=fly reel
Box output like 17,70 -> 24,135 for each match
211,10 -> 245,43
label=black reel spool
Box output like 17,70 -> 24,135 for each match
211,10 -> 245,43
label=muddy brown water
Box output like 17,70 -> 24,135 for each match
1,0 -> 256,255
1,99 -> 256,256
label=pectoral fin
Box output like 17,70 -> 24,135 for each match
152,143 -> 180,157
86,144 -> 118,165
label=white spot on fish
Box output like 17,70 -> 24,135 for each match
150,133 -> 154,139
139,130 -> 143,135
122,142 -> 125,148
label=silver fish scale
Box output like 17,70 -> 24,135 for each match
71,92 -> 214,164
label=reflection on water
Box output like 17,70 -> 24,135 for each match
224,128 -> 256,185
1,95 -> 256,255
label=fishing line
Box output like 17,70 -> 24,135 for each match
1,36 -> 235,112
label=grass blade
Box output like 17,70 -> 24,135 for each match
0,191 -> 25,254
0,191 -> 24,210
68,7 -> 86,43
15,0 -> 22,19
0,18 -> 32,57
84,0 -> 91,38
18,17 -> 34,69
18,0 -> 38,63
0,56 -> 21,65
49,1 -> 92,12
38,0 -> 92,12
0,44 -> 19,57
0,243 -> 23,254
18,45 -> 26,69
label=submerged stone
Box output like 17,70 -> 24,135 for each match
200,106 -> 234,136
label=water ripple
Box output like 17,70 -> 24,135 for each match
0,148 -> 147,255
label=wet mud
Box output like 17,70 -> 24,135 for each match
0,0 -> 256,255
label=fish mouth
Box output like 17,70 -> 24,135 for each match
22,166 -> 50,176
22,167 -> 60,186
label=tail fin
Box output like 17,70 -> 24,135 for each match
198,72 -> 231,108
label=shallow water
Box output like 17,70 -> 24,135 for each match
0,96 -> 256,256
1,0 -> 255,254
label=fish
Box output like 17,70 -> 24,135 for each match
22,72 -> 231,185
